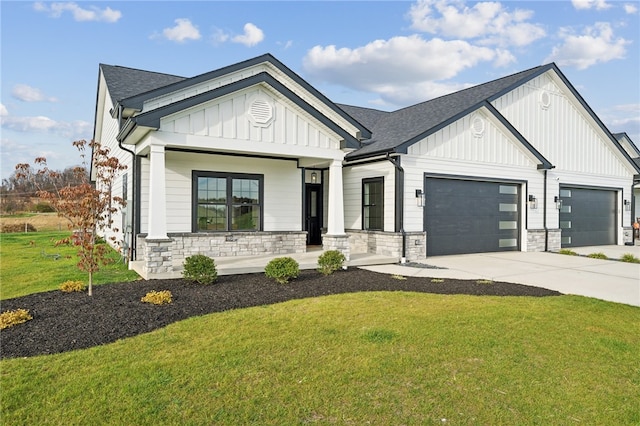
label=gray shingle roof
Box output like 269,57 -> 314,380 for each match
345,64 -> 550,159
100,64 -> 186,105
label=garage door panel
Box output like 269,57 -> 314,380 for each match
425,178 -> 520,256
559,187 -> 616,247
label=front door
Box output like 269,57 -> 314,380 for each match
305,184 -> 322,245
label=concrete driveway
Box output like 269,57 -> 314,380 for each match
363,245 -> 640,307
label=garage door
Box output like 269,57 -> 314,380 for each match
559,186 -> 616,247
424,178 -> 520,256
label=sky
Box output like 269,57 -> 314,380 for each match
1,0 -> 639,179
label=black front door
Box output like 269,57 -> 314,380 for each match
305,184 -> 322,245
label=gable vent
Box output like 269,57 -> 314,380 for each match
471,116 -> 485,137
249,98 -> 273,125
540,90 -> 551,110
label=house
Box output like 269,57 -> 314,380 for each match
92,54 -> 640,279
614,132 -> 640,221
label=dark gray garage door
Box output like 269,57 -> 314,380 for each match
559,186 -> 616,247
424,178 -> 520,256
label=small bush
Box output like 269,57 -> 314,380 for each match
558,249 -> 578,256
59,280 -> 87,293
391,274 -> 406,280
587,252 -> 608,260
620,253 -> 640,264
477,279 -> 494,285
0,309 -> 33,330
317,250 -> 346,275
34,202 -> 55,213
141,290 -> 173,305
1,223 -> 37,233
183,254 -> 218,284
265,257 -> 299,284
431,278 -> 445,283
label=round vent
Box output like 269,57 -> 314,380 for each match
540,90 -> 551,109
248,97 -> 274,126
471,116 -> 485,137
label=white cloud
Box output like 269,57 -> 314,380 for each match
303,35 -> 501,106
571,0 -> 612,10
11,84 -> 58,102
0,104 -> 7,116
231,23 -> 264,47
33,2 -> 121,23
161,18 -> 201,43
545,22 -> 629,69
211,28 -> 229,45
408,0 -> 545,47
624,3 -> 638,14
210,23 -> 265,47
0,115 -> 91,139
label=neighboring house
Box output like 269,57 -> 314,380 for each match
614,132 -> 640,221
92,54 -> 640,279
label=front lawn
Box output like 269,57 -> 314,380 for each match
0,232 -> 140,299
1,293 -> 639,424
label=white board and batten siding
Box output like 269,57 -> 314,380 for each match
143,62 -> 361,141
343,162 -> 396,232
493,72 -> 634,179
158,86 -> 342,155
138,151 -> 302,234
95,78 -> 134,245
402,109 -> 546,233
493,71 -> 636,226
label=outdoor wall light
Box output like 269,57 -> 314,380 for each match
528,194 -> 538,209
415,189 -> 425,207
554,195 -> 563,210
311,172 -> 317,183
623,199 -> 631,211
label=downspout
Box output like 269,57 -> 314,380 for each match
117,105 -> 137,261
386,153 -> 406,263
543,169 -> 548,251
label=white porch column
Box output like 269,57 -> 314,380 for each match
326,159 -> 345,235
147,143 -> 168,239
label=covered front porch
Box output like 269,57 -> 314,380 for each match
129,248 -> 398,280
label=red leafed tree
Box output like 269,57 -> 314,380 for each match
15,140 -> 127,295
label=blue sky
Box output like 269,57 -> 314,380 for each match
1,0 -> 639,178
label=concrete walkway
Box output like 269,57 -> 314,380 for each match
132,244 -> 639,307
363,245 -> 640,307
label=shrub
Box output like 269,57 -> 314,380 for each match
1,223 -> 37,233
0,309 -> 33,330
587,252 -> 608,260
265,257 -> 299,284
34,202 -> 55,213
183,254 -> 218,284
558,249 -> 578,256
141,290 -> 173,305
59,280 -> 87,293
620,253 -> 640,264
317,250 -> 346,275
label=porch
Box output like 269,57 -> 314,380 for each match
129,248 -> 398,280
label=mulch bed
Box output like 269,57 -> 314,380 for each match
0,268 -> 561,359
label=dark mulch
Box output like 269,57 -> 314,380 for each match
0,268 -> 561,359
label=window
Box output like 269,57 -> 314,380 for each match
363,177 -> 384,230
193,172 -> 263,232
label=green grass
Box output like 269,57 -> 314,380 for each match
621,253 -> 640,264
1,293 -> 639,424
0,232 -> 140,299
558,248 -> 578,256
587,252 -> 608,260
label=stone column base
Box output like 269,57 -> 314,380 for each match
322,234 -> 350,261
